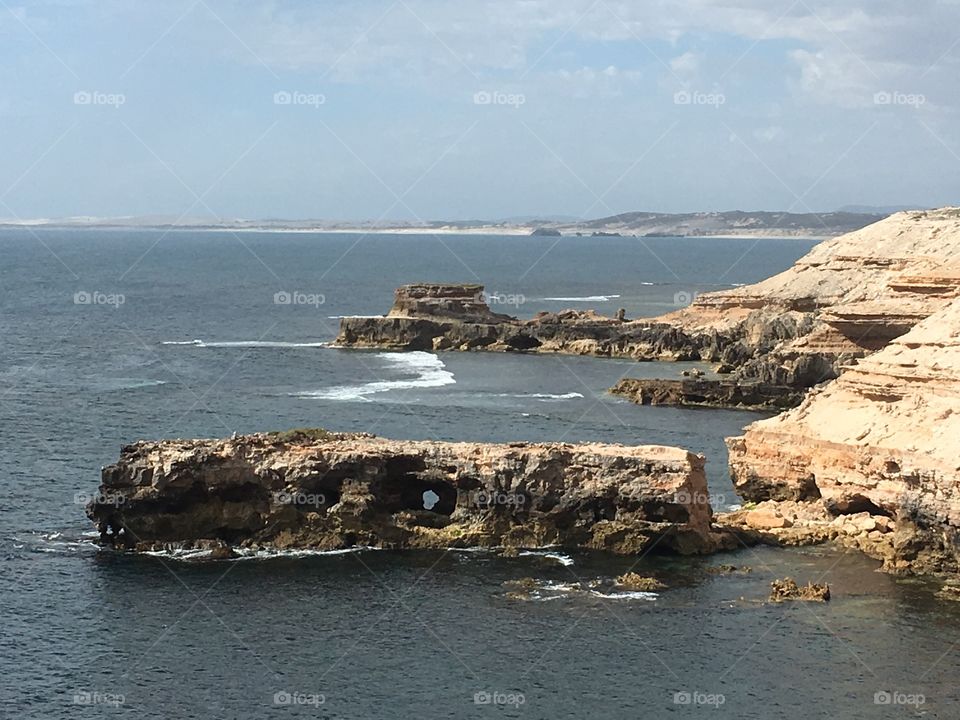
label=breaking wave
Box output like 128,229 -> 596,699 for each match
293,351 -> 455,401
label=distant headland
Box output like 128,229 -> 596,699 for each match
0,208 -> 918,238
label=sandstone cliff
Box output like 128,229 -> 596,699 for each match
726,296 -> 960,575
88,430 -> 728,556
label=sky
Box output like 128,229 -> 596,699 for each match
0,0 -> 958,221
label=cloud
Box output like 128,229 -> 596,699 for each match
179,0 -> 960,113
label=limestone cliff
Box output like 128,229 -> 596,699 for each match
87,430 -> 728,556
727,296 -> 960,575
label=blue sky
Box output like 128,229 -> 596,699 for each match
1,0 -> 958,221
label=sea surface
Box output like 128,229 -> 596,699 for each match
1,230 -> 957,718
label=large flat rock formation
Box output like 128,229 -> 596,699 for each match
87,430 -> 729,556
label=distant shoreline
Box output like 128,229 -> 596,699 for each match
0,223 -> 834,240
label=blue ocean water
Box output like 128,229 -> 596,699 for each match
2,230 -> 957,718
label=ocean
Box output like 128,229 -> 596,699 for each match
2,229 -> 957,718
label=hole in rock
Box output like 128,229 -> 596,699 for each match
378,457 -> 457,515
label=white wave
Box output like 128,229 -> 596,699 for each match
518,550 -> 575,566
162,339 -> 327,348
141,546 -> 379,561
327,315 -> 384,319
294,351 -> 455,401
93,377 -> 167,391
494,392 -> 584,401
589,590 -> 658,600
542,294 -> 621,302
231,546 -> 378,560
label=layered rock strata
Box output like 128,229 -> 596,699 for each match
610,378 -> 804,410
87,430 -> 729,556
726,296 -> 960,575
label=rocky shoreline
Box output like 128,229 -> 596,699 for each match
86,209 -> 960,583
610,378 -> 804,410
338,209 -> 960,412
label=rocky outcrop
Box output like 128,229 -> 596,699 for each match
769,577 -> 830,602
726,296 -> 960,575
87,430 -> 731,556
337,210 -> 960,407
611,378 -> 804,410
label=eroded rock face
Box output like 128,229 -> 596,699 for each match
87,430 -> 728,556
727,297 -> 960,575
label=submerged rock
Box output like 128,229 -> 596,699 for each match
769,577 -> 831,602
87,431 -> 731,556
614,572 -> 666,591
